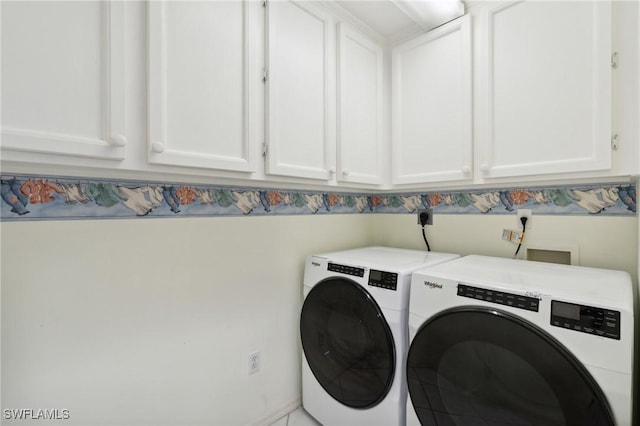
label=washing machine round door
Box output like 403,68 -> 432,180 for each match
407,307 -> 614,426
300,278 -> 395,408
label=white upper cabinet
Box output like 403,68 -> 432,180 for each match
1,1 -> 126,161
265,0 -> 335,181
476,0 -> 612,180
148,0 -> 258,173
2,0 -> 632,190
337,23 -> 384,185
392,15 -> 473,185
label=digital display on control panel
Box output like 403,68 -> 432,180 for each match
552,301 -> 580,321
368,269 -> 397,291
551,301 -> 621,340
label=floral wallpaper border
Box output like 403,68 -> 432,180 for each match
0,174 -> 636,221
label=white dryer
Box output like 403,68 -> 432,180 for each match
406,255 -> 634,426
300,246 -> 459,426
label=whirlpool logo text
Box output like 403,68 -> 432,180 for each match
423,281 -> 443,289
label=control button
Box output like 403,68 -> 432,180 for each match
329,263 -> 365,277
551,303 -> 621,340
457,284 -> 539,312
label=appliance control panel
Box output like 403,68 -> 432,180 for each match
457,284 -> 540,312
551,301 -> 621,340
368,269 -> 398,291
328,262 -> 365,277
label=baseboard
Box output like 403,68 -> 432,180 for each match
249,397 -> 302,426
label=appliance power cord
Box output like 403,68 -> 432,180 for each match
420,212 -> 431,252
513,216 -> 528,258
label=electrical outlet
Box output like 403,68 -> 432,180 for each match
502,229 -> 524,244
517,209 -> 532,230
248,351 -> 260,375
416,208 -> 433,225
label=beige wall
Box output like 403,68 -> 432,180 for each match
1,212 -> 637,425
0,215 -> 374,425
372,214 -> 638,282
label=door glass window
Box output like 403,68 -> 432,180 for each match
407,307 -> 614,426
300,278 -> 395,408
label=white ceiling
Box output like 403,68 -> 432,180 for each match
334,1 -> 415,37
333,0 -> 465,39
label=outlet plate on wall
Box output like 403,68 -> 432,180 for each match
416,208 -> 434,225
248,351 -> 260,375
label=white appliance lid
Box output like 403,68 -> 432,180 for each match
414,255 -> 633,309
314,246 -> 459,274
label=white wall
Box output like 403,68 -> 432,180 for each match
0,215 -> 374,425
372,214 -> 638,283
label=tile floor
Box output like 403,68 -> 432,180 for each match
268,407 -> 321,426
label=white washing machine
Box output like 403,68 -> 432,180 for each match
300,246 -> 459,426
406,255 -> 634,426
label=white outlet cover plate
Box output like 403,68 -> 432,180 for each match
249,351 -> 260,374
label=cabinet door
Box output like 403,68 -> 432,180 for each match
337,23 -> 384,185
392,15 -> 473,185
477,1 -> 611,179
148,0 -> 258,172
266,0 -> 335,180
1,1 -> 126,160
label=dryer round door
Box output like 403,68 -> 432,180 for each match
407,307 -> 614,426
300,278 -> 395,409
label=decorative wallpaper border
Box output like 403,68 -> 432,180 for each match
0,174 -> 636,221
